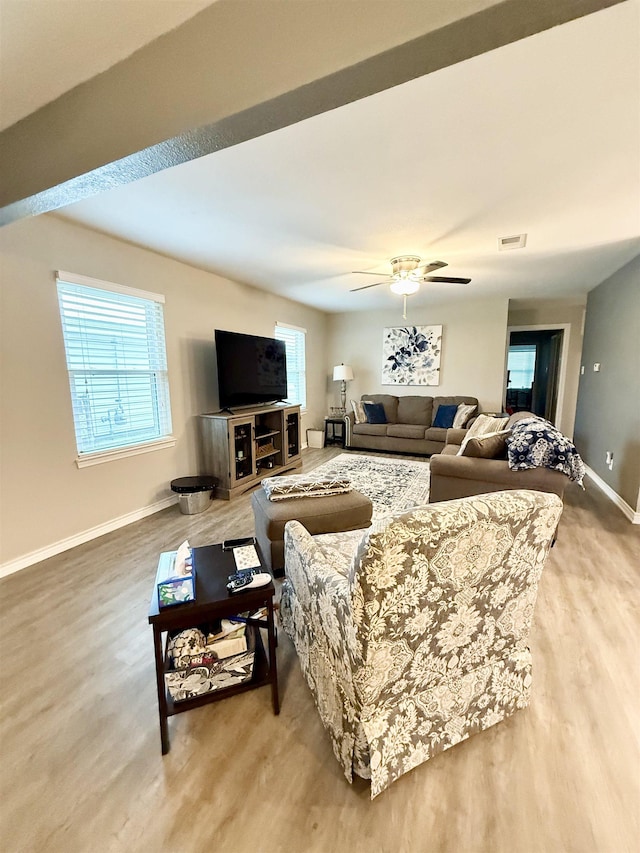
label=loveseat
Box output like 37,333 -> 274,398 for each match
280,489 -> 563,797
345,394 -> 478,456
429,411 -> 572,503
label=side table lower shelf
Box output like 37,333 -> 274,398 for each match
163,623 -> 273,719
149,544 -> 279,755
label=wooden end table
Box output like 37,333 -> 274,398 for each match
148,544 -> 279,754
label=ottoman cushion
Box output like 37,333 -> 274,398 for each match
251,487 -> 373,574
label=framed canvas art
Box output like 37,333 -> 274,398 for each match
381,325 -> 442,386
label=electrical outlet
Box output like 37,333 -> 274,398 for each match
593,362 -> 601,372
580,365 -> 585,375
606,451 -> 614,470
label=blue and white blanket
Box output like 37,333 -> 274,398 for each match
506,417 -> 586,486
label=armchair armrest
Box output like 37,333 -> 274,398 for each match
283,521 -> 358,663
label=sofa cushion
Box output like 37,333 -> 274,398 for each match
353,423 -> 388,436
460,430 -> 510,459
397,395 -> 433,426
432,404 -> 458,429
425,427 -> 448,442
362,394 -> 398,424
362,402 -> 387,424
387,424 -> 428,440
252,487 -> 372,540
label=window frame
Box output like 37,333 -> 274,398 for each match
275,322 -> 307,411
56,270 -> 175,468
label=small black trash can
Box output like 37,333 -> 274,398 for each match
170,476 -> 217,515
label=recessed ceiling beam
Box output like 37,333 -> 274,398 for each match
0,0 -> 624,226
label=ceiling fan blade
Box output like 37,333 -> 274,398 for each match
350,280 -> 391,292
423,275 -> 471,284
351,270 -> 391,276
417,260 -> 448,274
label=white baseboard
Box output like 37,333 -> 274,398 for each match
584,465 -> 639,524
0,495 -> 179,579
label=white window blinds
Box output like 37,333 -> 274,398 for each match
275,323 -> 306,409
56,272 -> 173,456
507,344 -> 537,389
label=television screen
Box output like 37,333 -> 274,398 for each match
215,329 -> 288,409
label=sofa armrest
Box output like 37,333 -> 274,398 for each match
444,427 -> 468,446
345,410 -> 355,445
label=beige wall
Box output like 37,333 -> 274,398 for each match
507,297 -> 586,438
0,215 -> 328,569
327,297 -> 510,414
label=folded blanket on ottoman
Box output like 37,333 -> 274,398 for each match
507,416 -> 586,486
262,475 -> 352,501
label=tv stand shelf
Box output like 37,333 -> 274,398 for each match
199,404 -> 302,500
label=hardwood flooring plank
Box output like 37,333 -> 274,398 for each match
0,448 -> 638,853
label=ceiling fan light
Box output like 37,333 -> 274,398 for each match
390,279 -> 420,295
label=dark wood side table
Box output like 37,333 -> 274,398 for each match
148,544 -> 279,754
324,416 -> 346,447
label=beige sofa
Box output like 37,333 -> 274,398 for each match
345,393 -> 478,456
429,411 -> 570,503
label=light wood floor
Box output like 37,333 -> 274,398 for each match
1,447 -> 639,853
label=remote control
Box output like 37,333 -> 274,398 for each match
227,572 -> 272,593
222,536 -> 256,551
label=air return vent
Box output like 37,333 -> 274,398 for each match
498,233 -> 527,250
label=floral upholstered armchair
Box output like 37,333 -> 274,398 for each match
280,489 -> 563,798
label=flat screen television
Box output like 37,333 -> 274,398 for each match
215,329 -> 288,409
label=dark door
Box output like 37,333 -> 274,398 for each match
506,329 -> 563,423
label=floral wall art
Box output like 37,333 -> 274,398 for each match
382,325 -> 443,386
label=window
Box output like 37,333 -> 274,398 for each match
56,271 -> 173,462
507,344 -> 536,389
275,323 -> 306,409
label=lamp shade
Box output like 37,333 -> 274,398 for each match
333,364 -> 354,382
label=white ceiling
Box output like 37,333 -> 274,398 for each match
0,0 -> 213,130
8,2 -> 640,314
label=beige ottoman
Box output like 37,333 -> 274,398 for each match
251,487 -> 373,575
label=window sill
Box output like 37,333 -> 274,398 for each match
75,437 -> 176,468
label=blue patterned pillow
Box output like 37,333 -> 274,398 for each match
362,402 -> 387,424
433,404 -> 458,428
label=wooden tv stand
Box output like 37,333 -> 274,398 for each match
199,404 -> 302,500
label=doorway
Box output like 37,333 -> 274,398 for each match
505,329 -> 564,423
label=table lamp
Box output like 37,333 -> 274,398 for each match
332,363 -> 354,413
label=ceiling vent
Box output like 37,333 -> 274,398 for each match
498,233 -> 527,251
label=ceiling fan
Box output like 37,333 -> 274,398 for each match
350,255 -> 471,318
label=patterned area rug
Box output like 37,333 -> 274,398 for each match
310,453 -> 430,520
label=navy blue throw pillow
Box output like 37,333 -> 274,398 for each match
433,404 -> 459,429
363,402 -> 387,424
